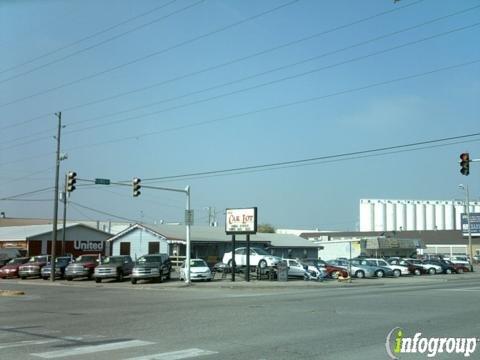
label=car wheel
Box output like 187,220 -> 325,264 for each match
42,276 -> 49,280
457,268 -> 464,274
445,269 -> 452,274
393,269 -> 401,277
158,274 -> 163,283
95,278 -> 101,283
131,278 -> 137,284
414,269 -> 421,276
258,259 -> 268,269
66,276 -> 73,281
207,278 -> 211,282
355,270 -> 365,279
428,268 -> 436,275
20,276 -> 26,280
375,270 -> 384,278
331,271 -> 340,279
166,272 -> 171,280
117,272 -> 124,282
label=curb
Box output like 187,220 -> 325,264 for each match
0,290 -> 25,296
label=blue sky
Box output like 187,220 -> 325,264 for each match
1,0 -> 479,230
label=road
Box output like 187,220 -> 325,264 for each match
1,273 -> 479,359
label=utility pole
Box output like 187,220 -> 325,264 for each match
459,184 -> 474,272
50,112 -> 62,281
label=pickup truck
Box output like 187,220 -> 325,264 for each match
131,254 -> 171,284
94,255 -> 134,282
65,254 -> 101,280
18,255 -> 50,279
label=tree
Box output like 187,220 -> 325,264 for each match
257,223 -> 275,233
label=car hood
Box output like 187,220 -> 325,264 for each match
96,264 -> 119,270
20,262 -> 45,267
188,266 -> 210,273
0,264 -> 20,270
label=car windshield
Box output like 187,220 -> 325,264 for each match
103,257 -> 125,264
56,257 -> 70,264
28,256 -> 47,263
252,248 -> 270,256
138,256 -> 161,264
7,258 -> 27,265
75,255 -> 98,263
189,260 -> 207,267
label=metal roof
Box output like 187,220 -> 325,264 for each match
107,223 -> 319,248
0,223 -> 110,242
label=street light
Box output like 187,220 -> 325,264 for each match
458,184 -> 474,271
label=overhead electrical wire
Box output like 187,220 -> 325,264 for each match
0,57 -> 478,169
0,0 -> 204,84
0,0 -> 425,132
59,21 -> 480,137
0,0 -> 299,109
0,0 -> 179,75
129,132 -> 480,183
3,11 -> 478,150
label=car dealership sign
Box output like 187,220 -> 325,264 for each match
225,207 -> 257,235
461,213 -> 480,237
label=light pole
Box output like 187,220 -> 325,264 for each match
458,184 -> 473,271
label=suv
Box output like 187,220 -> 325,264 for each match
18,255 -> 50,279
94,255 -> 134,283
131,254 -> 171,284
65,254 -> 101,280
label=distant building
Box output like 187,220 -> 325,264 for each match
359,199 -> 480,232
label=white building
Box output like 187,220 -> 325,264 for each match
359,199 -> 480,232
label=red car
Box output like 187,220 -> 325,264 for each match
301,259 -> 349,278
0,257 -> 30,278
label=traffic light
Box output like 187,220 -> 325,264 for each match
460,153 -> 470,176
67,171 -> 77,192
132,177 -> 141,197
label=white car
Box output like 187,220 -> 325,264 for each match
448,255 -> 470,266
179,259 -> 212,281
222,247 -> 281,269
284,259 -> 307,278
366,258 -> 410,277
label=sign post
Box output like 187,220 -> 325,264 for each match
225,207 -> 257,282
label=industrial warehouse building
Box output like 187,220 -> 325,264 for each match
359,199 -> 480,232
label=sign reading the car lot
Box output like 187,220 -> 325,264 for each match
225,207 -> 257,234
461,212 -> 480,237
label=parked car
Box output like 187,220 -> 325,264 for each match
365,258 -> 409,277
18,255 -> 50,279
394,259 -> 427,275
222,247 -> 281,269
352,259 -> 395,278
131,254 -> 171,284
425,260 -> 456,275
41,256 -> 72,280
65,254 -> 101,281
328,259 -> 375,278
0,248 -> 25,266
405,258 -> 442,275
443,259 -> 469,273
301,259 -> 348,278
448,255 -> 471,267
0,257 -> 29,278
179,259 -> 213,281
283,259 -> 308,278
94,255 -> 134,283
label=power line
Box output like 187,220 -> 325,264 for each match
1,57 -> 478,168
1,0 -> 425,132
59,58 -> 480,155
69,201 -> 139,223
59,21 -> 480,137
0,0 -> 203,84
131,132 -> 480,183
0,0 -> 299,109
3,13 -> 477,150
0,186 -> 54,201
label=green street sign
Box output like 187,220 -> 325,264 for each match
95,178 -> 111,185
